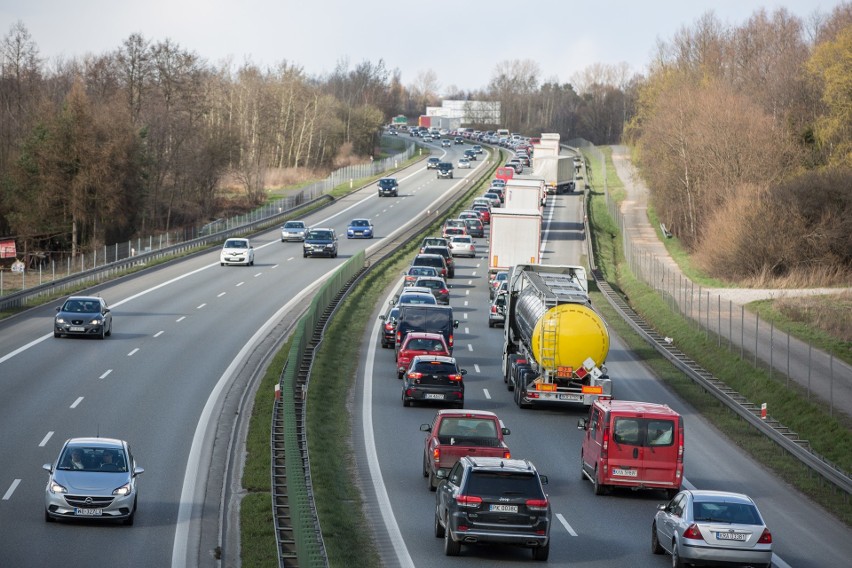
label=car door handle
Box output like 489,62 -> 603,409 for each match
633,448 -> 639,459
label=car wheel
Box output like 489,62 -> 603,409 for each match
428,470 -> 437,491
434,510 -> 445,538
45,510 -> 54,522
488,320 -> 494,328
671,542 -> 685,568
402,393 -> 411,407
220,262 -> 225,266
123,511 -> 135,526
593,466 -> 607,495
666,488 -> 680,500
250,259 -> 254,266
652,522 -> 664,554
532,543 -> 549,561
99,326 -> 106,340
54,332 -> 61,338
443,517 -> 461,556
106,321 -> 112,337
423,454 -> 430,478
303,253 -> 308,258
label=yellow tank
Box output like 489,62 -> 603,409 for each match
529,303 -> 609,372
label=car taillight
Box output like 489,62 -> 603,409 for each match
384,323 -> 393,331
455,495 -> 482,508
396,331 -> 401,343
448,335 -> 453,347
525,498 -> 548,511
682,524 -> 704,540
602,429 -> 609,460
448,374 -> 463,381
491,306 -> 497,314
432,448 -> 440,462
758,528 -> 772,544
503,450 -> 511,459
408,372 -> 423,379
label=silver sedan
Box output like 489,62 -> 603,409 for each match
652,489 -> 773,568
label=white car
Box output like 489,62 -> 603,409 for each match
220,237 -> 255,266
449,235 -> 476,258
457,158 -> 471,169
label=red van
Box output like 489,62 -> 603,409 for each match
578,399 -> 683,498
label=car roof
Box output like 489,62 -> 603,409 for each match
402,287 -> 434,295
435,409 -> 498,419
404,332 -> 446,341
66,295 -> 102,302
64,437 -> 126,448
415,254 -> 444,260
411,354 -> 456,364
687,490 -> 755,504
350,218 -> 371,223
595,399 -> 680,417
462,456 -> 537,473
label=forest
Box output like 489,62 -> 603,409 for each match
1,3 -> 850,285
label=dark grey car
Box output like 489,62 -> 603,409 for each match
54,296 -> 112,339
303,228 -> 338,258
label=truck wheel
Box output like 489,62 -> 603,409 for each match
593,467 -> 607,495
423,454 -> 430,478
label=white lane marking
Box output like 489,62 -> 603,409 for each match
217,292 -> 226,297
463,313 -> 468,319
468,280 -> 473,285
271,264 -> 279,269
236,282 -> 245,286
2,479 -> 21,500
474,364 -> 480,373
464,301 -> 468,306
154,331 -> 164,338
483,389 -> 491,400
196,303 -> 206,309
176,316 -> 186,322
468,344 -> 473,352
476,263 -> 481,268
472,271 -> 477,276
465,290 -> 469,296
99,370 -> 112,379
556,513 -> 578,536
287,257 -> 294,261
362,282 -> 416,568
254,273 -> 262,278
128,348 -> 139,357
39,431 -> 54,447
464,327 -> 469,334
70,397 -> 84,409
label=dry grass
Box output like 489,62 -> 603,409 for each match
774,291 -> 852,343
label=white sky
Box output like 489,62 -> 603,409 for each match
0,0 -> 839,93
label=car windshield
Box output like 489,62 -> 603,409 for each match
307,231 -> 332,240
351,220 -> 370,227
379,179 -> 396,187
224,240 -> 247,248
62,299 -> 100,313
284,222 -> 304,229
59,446 -> 128,473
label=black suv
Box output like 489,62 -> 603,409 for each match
435,457 -> 551,560
463,149 -> 477,161
411,254 -> 448,280
377,178 -> 399,197
303,228 -> 338,258
401,355 -> 465,407
422,245 -> 455,278
426,157 -> 441,169
436,162 -> 454,179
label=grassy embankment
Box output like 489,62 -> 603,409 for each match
240,147 -> 500,566
585,146 -> 852,525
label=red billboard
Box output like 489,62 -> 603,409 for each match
0,239 -> 16,259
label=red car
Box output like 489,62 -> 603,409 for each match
472,205 -> 490,224
396,332 -> 450,379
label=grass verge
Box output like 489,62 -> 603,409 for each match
585,147 -> 852,526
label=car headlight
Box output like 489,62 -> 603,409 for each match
49,480 -> 67,494
90,318 -> 103,325
113,483 -> 132,496
55,317 -> 66,324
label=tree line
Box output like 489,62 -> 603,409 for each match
626,5 -> 852,283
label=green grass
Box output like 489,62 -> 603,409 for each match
586,147 -> 852,525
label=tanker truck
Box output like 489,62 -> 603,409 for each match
502,263 -> 611,408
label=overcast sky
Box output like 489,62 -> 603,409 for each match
1,0 -> 840,93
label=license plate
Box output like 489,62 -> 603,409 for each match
75,508 -> 102,516
489,504 -> 518,513
424,393 -> 445,400
69,326 -> 85,332
716,532 -> 747,541
558,394 -> 583,401
612,468 -> 638,477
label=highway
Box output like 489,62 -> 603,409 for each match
354,157 -> 852,567
0,141 -> 480,567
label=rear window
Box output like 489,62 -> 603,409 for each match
412,361 -> 457,374
404,338 -> 445,351
692,501 -> 762,525
613,417 -> 675,447
466,472 -> 543,498
438,418 -> 498,440
413,256 -> 444,268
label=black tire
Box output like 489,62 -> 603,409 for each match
99,326 -> 106,340
105,321 -> 112,337
423,454 -> 430,478
54,332 -> 61,338
123,511 -> 135,526
220,262 -> 225,266
428,470 -> 437,491
666,488 -> 680,500
532,543 -> 549,561
671,542 -> 684,568
444,519 -> 461,556
488,321 -> 494,328
303,253 -> 308,258
434,510 -> 445,538
45,510 -> 54,522
593,467 -> 606,495
402,392 -> 411,407
651,522 -> 664,554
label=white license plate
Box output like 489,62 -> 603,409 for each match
75,508 -> 102,516
612,468 -> 638,477
716,532 -> 747,541
558,394 -> 583,401
424,393 -> 445,400
489,504 -> 518,513
69,326 -> 85,332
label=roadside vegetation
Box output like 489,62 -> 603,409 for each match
585,147 -> 852,526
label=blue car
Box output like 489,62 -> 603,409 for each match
347,218 -> 374,239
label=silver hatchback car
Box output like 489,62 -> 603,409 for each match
652,489 -> 773,568
43,437 -> 144,525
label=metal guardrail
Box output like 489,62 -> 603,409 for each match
571,142 -> 852,496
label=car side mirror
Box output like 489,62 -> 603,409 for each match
56,306 -> 61,312
578,419 -> 588,430
657,503 -> 667,511
501,428 -> 510,436
420,424 -> 431,432
453,320 -> 459,328
436,470 -> 448,480
103,308 -> 110,314
134,467 -> 145,477
42,463 -> 53,474
379,315 -> 386,321
460,369 -> 467,375
539,475 -> 548,485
